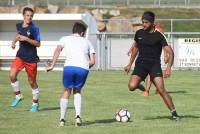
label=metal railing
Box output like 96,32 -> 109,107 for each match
97,32 -> 200,70
1,32 -> 200,70
1,0 -> 200,7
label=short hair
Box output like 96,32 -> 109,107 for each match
72,22 -> 87,34
23,7 -> 34,15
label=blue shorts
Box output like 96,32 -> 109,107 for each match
62,66 -> 89,89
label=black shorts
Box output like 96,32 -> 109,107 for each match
132,60 -> 163,81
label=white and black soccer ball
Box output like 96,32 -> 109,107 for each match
115,109 -> 131,122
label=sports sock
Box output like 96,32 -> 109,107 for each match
11,81 -> 21,97
137,84 -> 145,91
60,98 -> 68,120
32,88 -> 39,105
74,93 -> 82,117
171,109 -> 178,117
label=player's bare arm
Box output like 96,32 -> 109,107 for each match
127,44 -> 134,56
89,53 -> 95,68
163,45 -> 174,77
18,34 -> 40,47
127,40 -> 137,56
163,48 -> 170,64
45,45 -> 63,72
124,42 -> 139,74
11,34 -> 20,49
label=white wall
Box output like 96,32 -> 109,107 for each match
0,20 -> 76,59
106,38 -> 168,70
0,14 -> 98,70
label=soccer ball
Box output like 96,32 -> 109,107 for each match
115,109 -> 131,122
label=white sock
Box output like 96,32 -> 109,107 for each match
11,81 -> 21,97
60,98 -> 68,120
32,88 -> 39,105
74,93 -> 82,117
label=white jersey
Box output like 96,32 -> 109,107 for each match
59,34 -> 95,70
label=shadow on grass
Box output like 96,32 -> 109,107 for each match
39,106 -> 73,111
168,90 -> 187,94
144,115 -> 200,120
83,118 -> 116,126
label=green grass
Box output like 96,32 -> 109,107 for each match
0,70 -> 200,134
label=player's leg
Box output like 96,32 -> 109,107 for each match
60,88 -> 72,126
155,88 -> 159,95
9,57 -> 24,107
154,70 -> 166,95
150,63 -> 180,121
141,74 -> 152,96
73,89 -> 82,126
25,62 -> 39,112
73,67 -> 89,126
153,77 -> 180,121
59,66 -> 76,126
128,75 -> 142,91
129,62 -> 148,91
137,83 -> 146,92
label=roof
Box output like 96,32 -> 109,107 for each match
0,13 -> 89,20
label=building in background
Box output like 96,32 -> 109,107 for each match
0,13 -> 98,70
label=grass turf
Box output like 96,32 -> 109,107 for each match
0,70 -> 200,134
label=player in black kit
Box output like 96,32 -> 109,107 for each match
124,11 -> 180,121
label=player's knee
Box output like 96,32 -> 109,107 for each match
9,72 -> 17,82
73,89 -> 81,94
128,83 -> 137,91
63,90 -> 71,99
28,79 -> 36,87
28,79 -> 34,85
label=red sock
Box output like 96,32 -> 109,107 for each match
15,91 -> 21,96
33,99 -> 39,104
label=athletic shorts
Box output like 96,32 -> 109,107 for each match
132,60 -> 163,81
11,57 -> 37,80
62,66 -> 89,89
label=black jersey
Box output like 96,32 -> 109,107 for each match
134,29 -> 168,63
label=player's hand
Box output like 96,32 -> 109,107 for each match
11,43 -> 16,49
164,67 -> 171,78
11,34 -> 20,49
19,35 -> 28,41
16,34 -> 21,40
45,66 -> 53,72
124,64 -> 131,74
45,60 -> 53,72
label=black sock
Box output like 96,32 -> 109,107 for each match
137,84 -> 145,91
60,119 -> 65,122
76,115 -> 80,118
171,110 -> 178,117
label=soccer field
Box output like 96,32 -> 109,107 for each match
0,70 -> 200,134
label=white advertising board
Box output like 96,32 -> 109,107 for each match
176,38 -> 200,68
